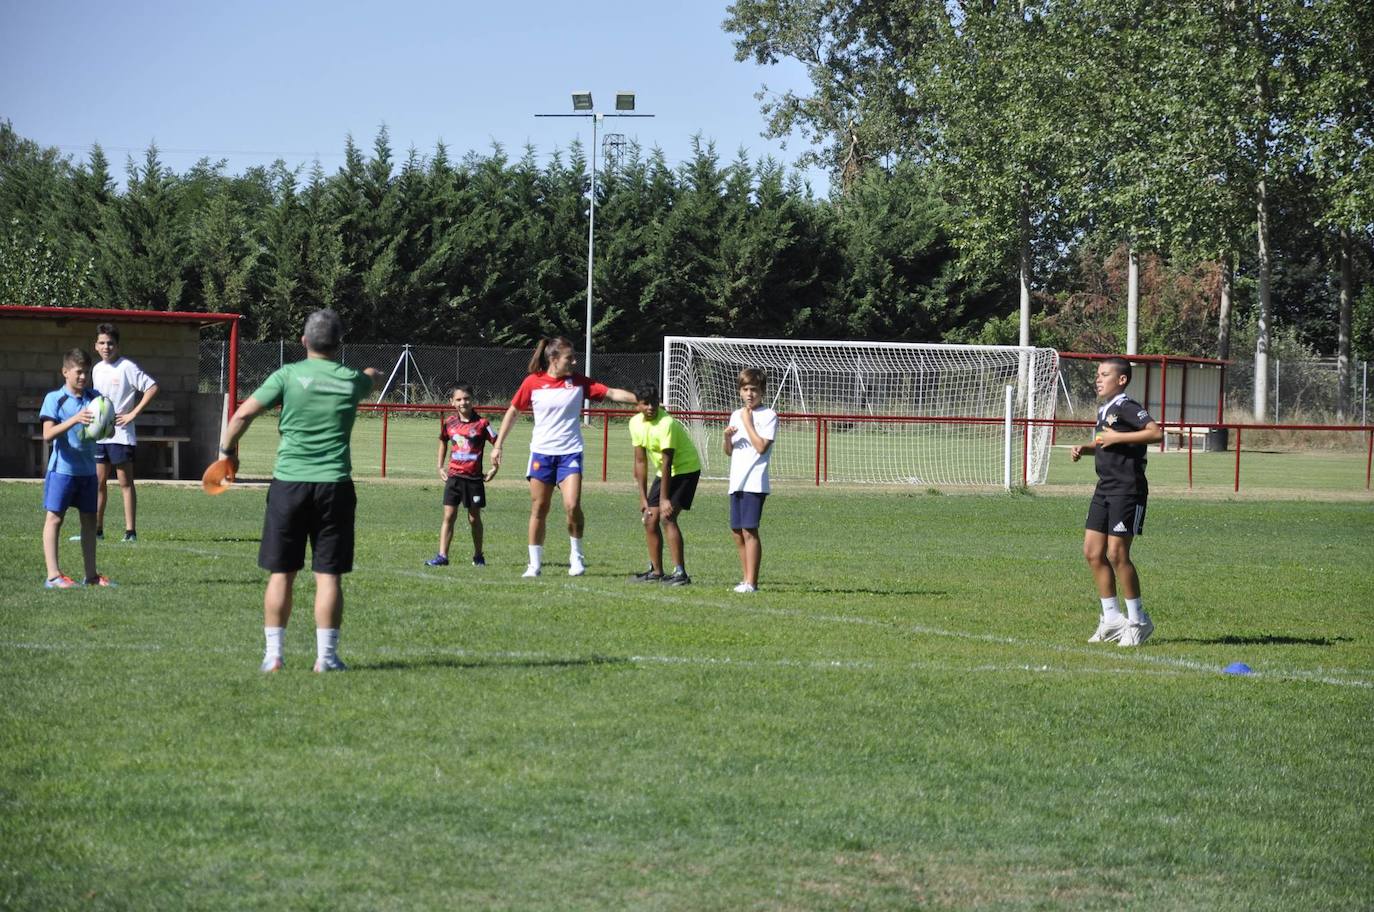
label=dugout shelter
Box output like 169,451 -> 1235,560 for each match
0,305 -> 240,480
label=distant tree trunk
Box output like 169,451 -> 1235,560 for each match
1018,194 -> 1031,349
1338,226 -> 1353,421
1252,48 -> 1273,421
1254,172 -> 1272,420
1217,251 -> 1234,360
1126,244 -> 1139,355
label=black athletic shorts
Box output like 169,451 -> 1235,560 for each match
1085,491 -> 1147,537
259,479 -> 357,574
443,474 -> 488,509
648,470 -> 700,511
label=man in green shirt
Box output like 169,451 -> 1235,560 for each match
220,310 -> 380,673
628,385 -> 702,586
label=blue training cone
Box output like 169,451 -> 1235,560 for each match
1223,662 -> 1254,675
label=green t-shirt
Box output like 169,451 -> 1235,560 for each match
628,409 -> 702,476
250,358 -> 372,482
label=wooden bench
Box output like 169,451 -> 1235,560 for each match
18,396 -> 191,478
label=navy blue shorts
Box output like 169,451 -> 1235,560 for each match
96,443 -> 135,466
729,491 -> 767,530
527,451 -> 583,485
44,472 -> 98,515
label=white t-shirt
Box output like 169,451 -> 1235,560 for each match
509,372 -> 610,456
92,356 -> 156,445
727,406 -> 778,493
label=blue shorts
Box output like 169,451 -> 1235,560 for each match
729,491 -> 767,530
44,472 -> 98,515
527,451 -> 584,485
96,443 -> 135,466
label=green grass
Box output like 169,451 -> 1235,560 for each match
2,474 -> 1371,910
252,410 -> 1374,498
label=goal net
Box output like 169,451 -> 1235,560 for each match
663,336 -> 1060,486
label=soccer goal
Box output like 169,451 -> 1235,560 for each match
663,336 -> 1060,486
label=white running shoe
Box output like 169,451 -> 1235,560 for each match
313,655 -> 347,672
1088,615 -> 1129,643
260,656 -> 283,673
568,556 -> 586,577
522,564 -> 541,578
732,582 -> 757,593
1118,614 -> 1155,647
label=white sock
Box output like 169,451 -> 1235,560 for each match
1100,597 -> 1125,622
528,544 -> 543,568
316,628 -> 339,662
264,626 -> 284,659
1125,598 -> 1144,624
570,537 -> 584,559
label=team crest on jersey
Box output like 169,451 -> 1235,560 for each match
1105,414 -> 1119,426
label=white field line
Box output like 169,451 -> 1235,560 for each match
26,543 -> 1371,689
0,639 -> 1197,679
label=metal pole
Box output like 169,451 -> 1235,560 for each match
1274,359 -> 1280,423
1004,385 -> 1014,490
586,114 -> 598,386
1363,361 -> 1368,426
403,344 -> 410,405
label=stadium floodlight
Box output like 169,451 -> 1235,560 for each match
534,93 -> 654,400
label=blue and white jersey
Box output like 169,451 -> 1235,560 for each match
39,386 -> 98,476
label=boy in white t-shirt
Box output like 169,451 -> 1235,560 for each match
90,323 -> 159,542
723,367 -> 777,593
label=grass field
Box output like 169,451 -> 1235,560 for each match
2,455 -> 1372,908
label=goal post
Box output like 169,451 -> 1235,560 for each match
662,336 -> 1060,486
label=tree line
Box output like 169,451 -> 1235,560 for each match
724,0 -> 1373,418
3,0 -> 1373,420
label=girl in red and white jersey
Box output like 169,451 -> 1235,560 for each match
492,337 -> 635,577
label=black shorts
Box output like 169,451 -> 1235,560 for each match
259,479 -> 357,574
443,474 -> 488,509
1086,492 -> 1147,537
648,470 -> 700,511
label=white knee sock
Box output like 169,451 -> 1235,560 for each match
264,626 -> 284,659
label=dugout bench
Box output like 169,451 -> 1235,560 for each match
18,396 -> 191,478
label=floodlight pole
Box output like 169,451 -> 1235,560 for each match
536,98 -> 653,400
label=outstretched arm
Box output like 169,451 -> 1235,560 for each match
219,396 -> 268,473
490,404 -> 521,468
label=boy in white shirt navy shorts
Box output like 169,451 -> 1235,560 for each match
723,367 -> 777,593
91,323 -> 158,542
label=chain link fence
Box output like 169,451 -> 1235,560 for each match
200,341 -> 662,405
1225,358 -> 1371,424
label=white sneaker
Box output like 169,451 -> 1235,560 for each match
260,656 -> 283,673
733,582 -> 757,593
1088,615 -> 1129,643
568,556 -> 586,577
1119,614 -> 1155,647
522,564 -> 541,578
313,655 -> 347,672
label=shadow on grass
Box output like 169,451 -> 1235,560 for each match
774,586 -> 951,597
1170,634 -> 1351,646
357,655 -> 632,672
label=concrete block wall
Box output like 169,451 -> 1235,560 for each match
1,316 -> 218,479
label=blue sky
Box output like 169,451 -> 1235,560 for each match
0,0 -> 829,194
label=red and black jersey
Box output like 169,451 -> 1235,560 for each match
441,413 -> 496,478
1094,394 -> 1154,496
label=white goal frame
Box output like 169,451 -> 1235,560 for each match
662,336 -> 1060,487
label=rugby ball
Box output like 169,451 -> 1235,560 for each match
80,395 -> 116,442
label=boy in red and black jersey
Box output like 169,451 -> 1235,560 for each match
1071,357 -> 1163,647
426,385 -> 498,567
